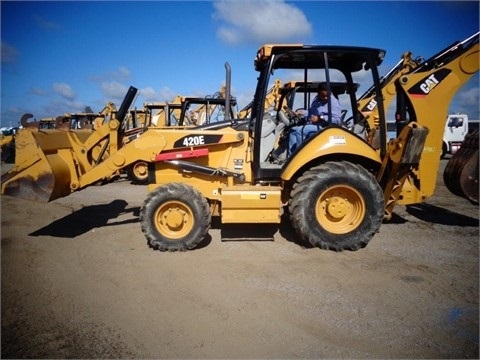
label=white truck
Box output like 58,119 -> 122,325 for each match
442,114 -> 479,158
387,114 -> 478,159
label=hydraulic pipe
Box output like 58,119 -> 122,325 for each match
166,159 -> 245,183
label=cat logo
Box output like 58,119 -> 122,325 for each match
408,68 -> 451,98
419,74 -> 439,94
361,98 -> 377,113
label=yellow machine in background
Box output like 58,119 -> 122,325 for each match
21,102 -> 117,131
131,84 -> 230,129
2,32 -> 478,252
237,79 -> 283,119
0,127 -> 19,163
1,102 -> 118,164
356,51 -> 422,148
124,86 -> 237,184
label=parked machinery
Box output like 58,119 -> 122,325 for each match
124,89 -> 238,184
443,128 -> 479,204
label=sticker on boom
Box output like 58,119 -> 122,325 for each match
174,134 -> 223,148
408,68 -> 451,97
360,98 -> 377,113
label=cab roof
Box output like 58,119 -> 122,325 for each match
255,44 -> 386,73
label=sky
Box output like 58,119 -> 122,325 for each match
1,0 -> 479,128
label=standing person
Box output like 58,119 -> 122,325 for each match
287,82 -> 342,157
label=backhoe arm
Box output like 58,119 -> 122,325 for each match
392,32 -> 479,204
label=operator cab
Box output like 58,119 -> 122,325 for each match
278,81 -> 360,127
255,81 -> 361,165
250,45 -> 386,183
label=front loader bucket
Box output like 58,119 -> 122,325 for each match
1,86 -> 138,203
1,129 -> 74,203
443,129 -> 479,204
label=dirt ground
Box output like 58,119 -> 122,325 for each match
1,159 -> 478,359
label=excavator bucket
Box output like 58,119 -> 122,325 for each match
1,128 -> 76,202
1,86 -> 138,203
443,129 -> 479,204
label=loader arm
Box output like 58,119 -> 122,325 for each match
1,120 -> 246,202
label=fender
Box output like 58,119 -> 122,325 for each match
281,127 -> 382,181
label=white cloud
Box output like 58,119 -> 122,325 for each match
137,86 -> 178,103
43,98 -> 85,116
52,83 -> 76,100
90,66 -> 132,83
457,86 -> 479,107
101,81 -> 129,99
140,87 -> 158,102
118,66 -> 131,79
450,86 -> 480,119
158,87 -> 177,102
30,87 -> 48,96
1,41 -> 19,64
213,0 -> 312,44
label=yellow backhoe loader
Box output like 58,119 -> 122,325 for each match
2,32 -> 478,252
1,103 -> 117,165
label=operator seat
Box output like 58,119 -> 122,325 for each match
260,112 -> 277,161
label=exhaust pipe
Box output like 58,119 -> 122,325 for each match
116,86 -> 138,122
224,62 -> 231,122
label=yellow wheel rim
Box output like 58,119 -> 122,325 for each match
133,162 -> 148,180
154,201 -> 194,239
316,185 -> 366,234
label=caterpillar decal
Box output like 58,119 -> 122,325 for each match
408,68 -> 451,97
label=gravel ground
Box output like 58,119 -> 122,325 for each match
1,158 -> 478,359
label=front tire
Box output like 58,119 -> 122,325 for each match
289,161 -> 384,251
140,183 -> 211,251
127,161 -> 149,184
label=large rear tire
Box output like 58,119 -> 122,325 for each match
441,142 -> 447,159
140,183 -> 211,251
289,161 -> 384,251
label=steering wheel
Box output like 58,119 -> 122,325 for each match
342,116 -> 355,130
281,106 -> 305,126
